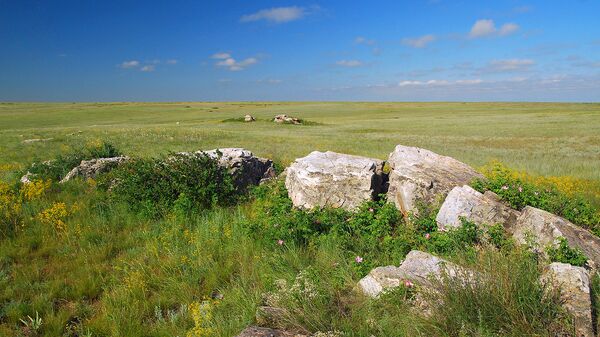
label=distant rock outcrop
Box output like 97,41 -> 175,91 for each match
285,151 -> 386,211
436,185 -> 519,231
386,145 -> 483,214
273,114 -> 301,125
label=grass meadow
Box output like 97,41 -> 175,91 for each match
1,102 -> 600,337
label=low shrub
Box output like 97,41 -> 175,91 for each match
546,237 -> 588,267
472,161 -> 600,233
103,152 -> 237,217
27,140 -> 121,181
247,179 -> 509,276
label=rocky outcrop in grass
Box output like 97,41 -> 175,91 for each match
285,151 -> 386,210
60,156 -> 130,183
358,250 -> 463,298
386,145 -> 483,214
543,262 -> 594,337
202,148 -> 276,191
436,185 -> 519,231
512,206 -> 600,267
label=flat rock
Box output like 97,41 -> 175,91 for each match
358,250 -> 461,297
543,263 -> 593,337
386,145 -> 483,214
201,148 -> 275,190
436,185 -> 519,230
285,151 -> 386,211
60,156 -> 130,183
236,326 -> 306,337
512,206 -> 600,267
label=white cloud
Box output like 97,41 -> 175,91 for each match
166,59 -> 178,64
402,34 -> 436,48
355,36 -> 376,46
212,52 -> 231,59
455,79 -> 483,85
398,79 -> 483,87
140,65 -> 155,72
241,6 -> 305,23
486,59 -> 534,72
119,60 -> 140,69
499,23 -> 520,36
336,60 -> 363,67
258,79 -> 282,84
469,19 -> 519,38
469,19 -> 496,38
215,54 -> 258,71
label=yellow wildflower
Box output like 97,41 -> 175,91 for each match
187,301 -> 214,337
0,181 -> 22,231
38,202 -> 69,232
20,179 -> 51,201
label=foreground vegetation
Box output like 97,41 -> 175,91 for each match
1,139 -> 599,336
1,102 -> 600,336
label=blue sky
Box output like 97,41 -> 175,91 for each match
1,0 -> 599,102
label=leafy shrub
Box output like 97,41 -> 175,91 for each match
487,223 -> 514,250
546,237 -> 588,267
27,140 -> 121,181
103,152 -> 237,217
472,161 -> 600,233
247,180 -> 507,275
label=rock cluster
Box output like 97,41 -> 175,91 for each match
273,114 -> 301,125
283,144 -> 599,335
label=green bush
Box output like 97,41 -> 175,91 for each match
27,140 -> 121,181
546,237 -> 588,267
103,152 -> 237,217
472,161 -> 600,234
247,180 -> 510,276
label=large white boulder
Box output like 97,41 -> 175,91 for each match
436,185 -> 519,230
358,250 -> 462,298
285,151 -> 386,211
512,206 -> 600,267
542,263 -> 594,337
60,156 -> 130,183
386,145 -> 483,214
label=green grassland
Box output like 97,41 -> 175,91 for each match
2,102 -> 600,180
1,102 -> 600,337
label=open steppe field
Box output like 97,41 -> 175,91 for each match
2,102 -> 600,337
2,101 -> 600,181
